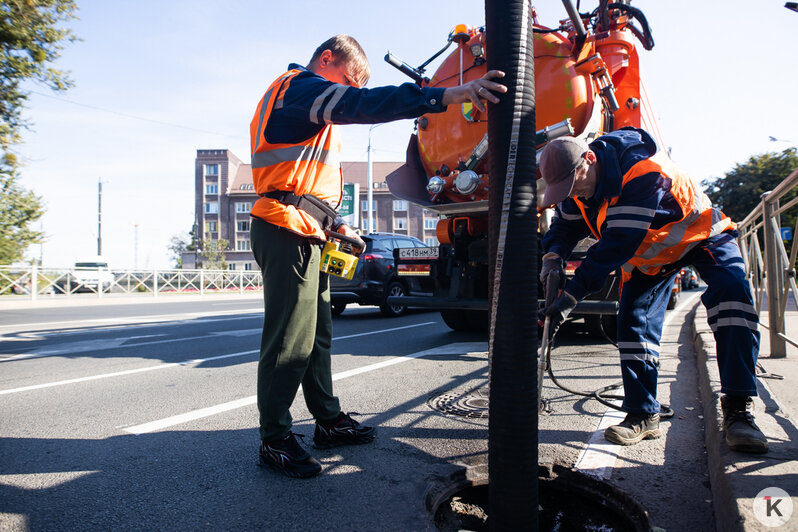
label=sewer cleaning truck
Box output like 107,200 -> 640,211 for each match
383,0 -> 665,332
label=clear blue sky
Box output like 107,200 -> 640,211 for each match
17,0 -> 798,269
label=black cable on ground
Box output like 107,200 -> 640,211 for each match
542,322 -> 675,419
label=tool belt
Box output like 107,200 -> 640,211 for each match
261,190 -> 341,231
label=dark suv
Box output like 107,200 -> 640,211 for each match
330,233 -> 430,317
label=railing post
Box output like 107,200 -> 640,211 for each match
31,262 -> 38,302
239,271 -> 244,295
762,192 -> 787,357
200,270 -> 205,296
153,269 -> 159,298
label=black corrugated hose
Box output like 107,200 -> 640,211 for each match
485,0 -> 539,529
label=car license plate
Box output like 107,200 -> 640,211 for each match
398,247 -> 439,259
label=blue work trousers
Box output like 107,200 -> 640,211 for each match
617,231 -> 759,414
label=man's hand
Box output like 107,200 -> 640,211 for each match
338,224 -> 365,256
441,70 -> 507,113
543,291 -> 578,336
540,252 -> 565,307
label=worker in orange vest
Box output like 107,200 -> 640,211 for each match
539,129 -> 768,454
250,34 -> 507,478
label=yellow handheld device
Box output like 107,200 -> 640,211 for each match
320,230 -> 363,280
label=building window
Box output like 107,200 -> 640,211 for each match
236,202 -> 252,213
240,183 -> 254,190
205,164 -> 219,176
393,200 -> 408,212
228,263 -> 236,270
244,263 -> 253,271
424,218 -> 437,230
205,184 -> 218,195
205,221 -> 217,232
236,240 -> 251,251
361,200 -> 376,211
394,217 -> 407,230
205,202 -> 218,214
366,218 -> 376,232
425,236 -> 439,247
237,220 -> 250,232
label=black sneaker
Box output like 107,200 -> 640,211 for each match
258,432 -> 322,478
721,395 -> 769,454
604,412 -> 662,445
313,412 -> 376,449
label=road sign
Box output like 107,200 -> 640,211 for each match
340,182 -> 359,228
781,227 -> 792,241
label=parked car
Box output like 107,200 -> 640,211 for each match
668,274 -> 680,309
330,233 -> 430,317
679,267 -> 699,290
66,257 -> 114,293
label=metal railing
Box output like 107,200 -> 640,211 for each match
737,167 -> 798,357
0,266 -> 263,301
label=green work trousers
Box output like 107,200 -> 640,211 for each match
250,218 -> 340,442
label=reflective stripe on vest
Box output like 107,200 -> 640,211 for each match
575,151 -> 735,277
249,69 -> 343,240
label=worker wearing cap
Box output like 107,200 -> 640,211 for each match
249,34 -> 507,479
539,127 -> 768,453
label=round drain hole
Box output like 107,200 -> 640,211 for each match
428,387 -> 489,419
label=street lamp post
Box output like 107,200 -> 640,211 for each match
367,123 -> 385,234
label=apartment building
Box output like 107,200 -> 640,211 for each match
185,149 -> 440,270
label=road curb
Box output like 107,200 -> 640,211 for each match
691,302 -> 798,531
691,303 -> 746,532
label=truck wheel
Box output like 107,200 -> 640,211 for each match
441,309 -> 469,331
379,281 -> 407,317
331,302 -> 347,316
466,310 -> 489,332
585,314 -> 618,343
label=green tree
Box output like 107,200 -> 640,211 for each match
198,239 -> 228,270
702,148 -> 798,225
0,153 -> 43,263
167,227 -> 197,268
0,0 -> 78,264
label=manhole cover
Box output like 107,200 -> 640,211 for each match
428,387 -> 489,418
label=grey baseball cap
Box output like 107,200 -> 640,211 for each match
540,136 -> 589,206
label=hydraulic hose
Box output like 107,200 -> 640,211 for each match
485,0 -> 538,529
540,325 -> 675,419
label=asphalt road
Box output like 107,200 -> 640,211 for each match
0,293 -> 716,531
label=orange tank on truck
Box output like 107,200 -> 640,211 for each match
383,1 -> 664,333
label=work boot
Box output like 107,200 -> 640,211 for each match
313,411 -> 376,449
258,432 -> 322,478
604,412 -> 662,445
721,395 -> 769,454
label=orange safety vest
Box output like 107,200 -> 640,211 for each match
574,151 -> 735,280
249,69 -> 343,241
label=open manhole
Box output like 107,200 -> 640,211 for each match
428,387 -> 490,419
427,463 -> 652,531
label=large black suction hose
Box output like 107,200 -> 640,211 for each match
485,0 -> 539,530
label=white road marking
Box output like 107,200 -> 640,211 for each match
574,401 -> 626,478
0,322 -> 439,395
0,328 -> 263,363
0,308 -> 263,334
0,350 -> 258,395
574,291 -> 702,478
123,342 -> 488,435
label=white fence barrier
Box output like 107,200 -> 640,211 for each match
0,265 -> 262,300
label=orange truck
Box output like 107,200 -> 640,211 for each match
385,0 -> 662,332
